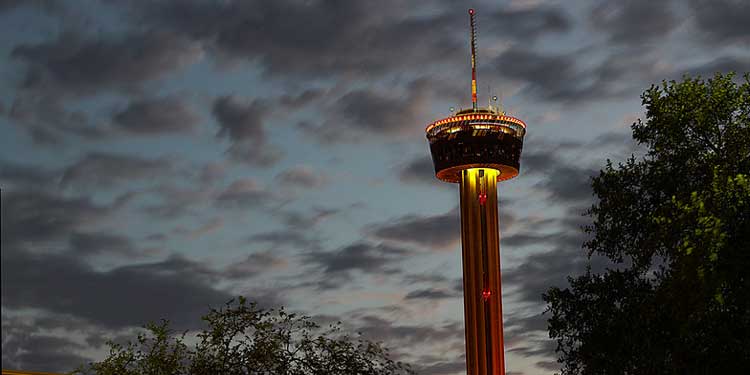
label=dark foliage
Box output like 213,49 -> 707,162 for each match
544,73 -> 750,374
76,297 -> 414,375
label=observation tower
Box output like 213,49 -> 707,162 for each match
425,9 -> 526,375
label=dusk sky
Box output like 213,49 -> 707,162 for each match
1,1 -> 749,374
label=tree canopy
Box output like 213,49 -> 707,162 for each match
76,297 -> 414,375
544,73 -> 750,374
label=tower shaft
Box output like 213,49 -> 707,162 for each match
459,168 -> 506,375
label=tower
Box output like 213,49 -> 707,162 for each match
425,9 -> 527,375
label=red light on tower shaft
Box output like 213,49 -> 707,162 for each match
424,8 -> 528,375
482,288 -> 492,301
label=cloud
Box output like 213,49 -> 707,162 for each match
275,165 -> 326,189
215,178 -> 276,209
1,248 -> 233,330
414,359 -> 466,375
7,94 -> 106,145
197,161 -> 226,185
404,288 -> 456,300
68,231 -> 139,258
280,207 -> 339,229
0,159 -> 58,190
335,82 -> 430,136
398,155 -> 440,186
355,314 -> 464,347
174,217 -> 224,239
590,0 -> 678,45
0,0 -> 63,15
212,95 -> 282,166
135,0 -> 571,83
492,47 -> 628,105
247,229 -> 318,250
306,242 -> 412,283
2,317 -> 89,373
137,1 -> 461,78
60,152 -> 174,189
368,208 -> 460,250
11,30 -> 202,96
688,0 -> 750,45
225,251 -> 288,279
680,56 -> 750,78
113,95 -> 201,135
521,144 -> 600,204
143,184 -> 211,219
1,190 -> 108,248
484,6 -> 571,41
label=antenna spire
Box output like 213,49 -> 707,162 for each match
469,8 -> 478,111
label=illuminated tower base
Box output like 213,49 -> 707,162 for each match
459,168 -> 505,375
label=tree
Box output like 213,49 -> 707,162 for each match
543,73 -> 750,374
76,297 -> 414,375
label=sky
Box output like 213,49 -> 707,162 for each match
1,1 -> 748,374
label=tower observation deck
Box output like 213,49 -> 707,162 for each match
425,9 -> 526,375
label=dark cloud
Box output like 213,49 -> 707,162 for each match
247,229 -> 318,250
135,0 -> 571,83
143,184 -> 210,219
173,217 -> 224,238
681,56 -> 750,78
11,30 -> 202,96
1,190 -> 108,248
215,178 -> 276,209
688,0 -> 750,44
414,359 -> 466,375
275,165 -> 326,188
137,1 -> 462,78
504,243 -> 596,306
225,251 -> 288,279
279,89 -> 326,108
113,95 -> 201,135
590,0 -> 678,45
535,360 -> 560,371
0,0 -> 63,15
398,155 -> 440,186
2,317 -> 88,373
280,207 -> 339,229
521,144 -> 599,204
8,94 -> 106,144
213,95 -> 267,141
493,47 -> 623,105
335,80 -> 431,136
68,231 -> 138,257
485,6 -> 571,41
0,159 -> 58,190
197,162 -> 226,185
306,242 -> 411,282
2,247 -> 233,330
533,164 -> 597,203
356,314 -> 463,347
212,95 -> 282,166
404,288 -> 456,300
401,273 -> 450,286
505,314 -> 549,337
368,208 -> 460,250
60,152 -> 173,189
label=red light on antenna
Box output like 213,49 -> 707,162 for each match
469,8 -> 474,14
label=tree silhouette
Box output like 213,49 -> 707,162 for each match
544,73 -> 750,374
77,297 -> 414,375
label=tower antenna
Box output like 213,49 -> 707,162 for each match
469,8 -> 478,111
